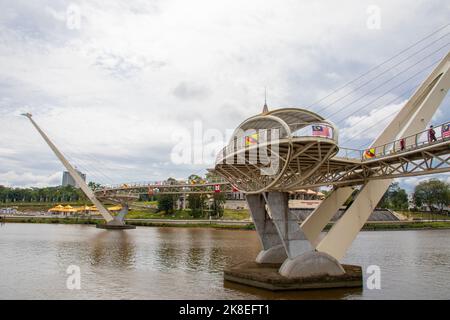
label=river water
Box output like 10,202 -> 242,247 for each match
0,223 -> 449,299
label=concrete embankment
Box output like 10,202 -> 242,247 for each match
2,215 -> 450,231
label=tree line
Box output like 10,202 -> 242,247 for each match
0,184 -> 88,203
1,176 -> 448,214
376,179 -> 449,212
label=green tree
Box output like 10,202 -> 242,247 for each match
413,179 -> 450,212
188,193 -> 207,218
211,192 -> 226,218
88,181 -> 102,190
378,182 -> 409,210
157,194 -> 175,214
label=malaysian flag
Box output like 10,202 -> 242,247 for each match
442,123 -> 450,138
312,125 -> 330,137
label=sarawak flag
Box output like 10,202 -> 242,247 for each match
214,184 -> 221,193
312,125 -> 330,137
442,123 -> 450,138
245,133 -> 259,146
364,148 -> 376,159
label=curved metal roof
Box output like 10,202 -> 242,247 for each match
236,107 -> 328,134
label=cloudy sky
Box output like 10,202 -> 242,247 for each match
0,0 -> 449,191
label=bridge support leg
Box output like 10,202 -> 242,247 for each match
97,202 -> 136,230
246,194 -> 287,263
300,187 -> 353,247
262,192 -> 346,278
264,192 -> 312,258
316,180 -> 391,261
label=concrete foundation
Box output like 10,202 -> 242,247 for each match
279,251 -> 345,278
255,244 -> 288,264
224,261 -> 362,291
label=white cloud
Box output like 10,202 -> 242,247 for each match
0,171 -> 61,188
0,0 -> 449,186
398,173 -> 450,193
339,100 -> 405,146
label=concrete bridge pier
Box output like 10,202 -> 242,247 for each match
225,191 -> 361,289
248,191 -> 344,278
246,194 -> 287,263
97,202 -> 136,229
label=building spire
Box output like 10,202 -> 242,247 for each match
262,87 -> 269,114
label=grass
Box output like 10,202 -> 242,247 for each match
126,208 -> 250,220
223,209 -> 250,220
397,211 -> 450,221
361,221 -> 450,230
4,215 -> 450,231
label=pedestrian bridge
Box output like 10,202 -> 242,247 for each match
94,120 -> 449,200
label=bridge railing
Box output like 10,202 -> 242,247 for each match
215,122 -> 337,164
96,177 -> 230,191
335,147 -> 364,160
367,121 -> 450,160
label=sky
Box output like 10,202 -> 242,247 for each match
0,0 -> 449,192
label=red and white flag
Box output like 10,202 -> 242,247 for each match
312,125 -> 330,137
214,184 -> 221,193
442,123 -> 450,138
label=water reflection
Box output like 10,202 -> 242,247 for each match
88,230 -> 136,269
0,224 -> 449,299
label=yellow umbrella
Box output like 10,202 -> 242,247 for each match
62,205 -> 76,213
107,205 -> 122,211
48,204 -> 64,212
75,205 -> 91,212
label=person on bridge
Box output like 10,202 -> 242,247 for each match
428,125 -> 437,142
400,138 -> 406,151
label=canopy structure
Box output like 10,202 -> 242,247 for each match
107,205 -> 122,211
215,107 -> 339,194
48,204 -> 64,212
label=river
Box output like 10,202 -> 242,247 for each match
0,223 -> 449,299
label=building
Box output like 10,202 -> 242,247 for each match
61,170 -> 86,187
224,189 -> 326,210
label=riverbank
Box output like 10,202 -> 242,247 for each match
2,215 -> 450,231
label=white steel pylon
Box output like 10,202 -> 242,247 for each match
22,113 -> 120,225
304,52 -> 450,262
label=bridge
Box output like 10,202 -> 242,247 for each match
94,121 -> 449,199
22,50 -> 450,288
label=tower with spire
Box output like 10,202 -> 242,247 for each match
262,87 -> 269,114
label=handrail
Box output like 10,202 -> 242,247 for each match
339,120 -> 450,161
366,121 -> 450,160
215,122 -> 337,164
96,176 -> 230,191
